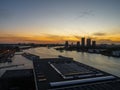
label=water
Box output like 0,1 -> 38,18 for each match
24,47 -> 120,77
0,47 -> 120,77
0,52 -> 33,76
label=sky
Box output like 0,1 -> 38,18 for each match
0,0 -> 120,44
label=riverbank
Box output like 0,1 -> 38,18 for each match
55,46 -> 120,58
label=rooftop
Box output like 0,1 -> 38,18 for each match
1,69 -> 33,78
32,57 -> 120,90
0,69 -> 35,90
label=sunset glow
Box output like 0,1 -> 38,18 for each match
0,0 -> 120,44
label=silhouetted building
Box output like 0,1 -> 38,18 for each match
86,38 -> 91,47
65,41 -> 69,48
92,41 -> 96,47
81,37 -> 85,47
77,41 -> 80,49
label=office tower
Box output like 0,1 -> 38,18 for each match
65,41 -> 69,48
81,37 -> 85,47
77,41 -> 80,48
92,41 -> 96,47
86,38 -> 91,47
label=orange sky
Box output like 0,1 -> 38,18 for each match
0,0 -> 120,44
0,32 -> 120,44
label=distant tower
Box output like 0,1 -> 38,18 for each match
81,37 -> 85,47
86,38 -> 91,47
65,41 -> 69,48
77,41 -> 80,49
92,41 -> 96,47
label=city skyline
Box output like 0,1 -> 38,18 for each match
0,0 -> 120,44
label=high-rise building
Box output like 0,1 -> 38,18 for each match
81,37 -> 85,47
65,41 -> 69,48
92,41 -> 96,47
86,38 -> 91,47
77,41 -> 80,48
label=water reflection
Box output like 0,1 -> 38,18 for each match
24,47 -> 120,77
0,54 -> 33,76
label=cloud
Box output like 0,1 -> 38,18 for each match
93,32 -> 107,36
0,33 -> 120,44
75,10 -> 94,20
96,39 -> 120,44
79,11 -> 93,17
0,33 -> 80,43
74,35 -> 82,40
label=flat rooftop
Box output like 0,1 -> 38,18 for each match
32,57 -> 120,90
0,69 -> 35,90
49,62 -> 95,79
1,69 -> 33,78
